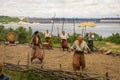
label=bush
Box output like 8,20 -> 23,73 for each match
16,26 -> 28,43
104,33 -> 120,44
0,25 -> 6,41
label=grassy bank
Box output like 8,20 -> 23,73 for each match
94,41 -> 120,54
53,41 -> 120,54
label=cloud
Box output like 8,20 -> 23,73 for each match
0,0 -> 120,18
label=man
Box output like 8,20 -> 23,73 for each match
45,30 -> 52,49
71,35 -> 91,71
60,31 -> 69,51
0,62 -> 9,80
30,31 -> 44,63
87,32 -> 94,52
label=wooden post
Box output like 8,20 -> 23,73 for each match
17,59 -> 20,66
62,20 -> 64,32
82,29 -> 84,37
60,64 -> 62,70
105,72 -> 109,80
51,14 -> 56,36
73,18 -> 76,41
41,63 -> 43,68
3,44 -> 6,64
27,52 -> 30,69
57,26 -> 61,50
80,66 -> 83,71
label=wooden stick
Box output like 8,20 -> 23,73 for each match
59,64 -> 62,70
105,72 -> 109,80
3,44 -> 6,64
4,62 -> 107,79
62,20 -> 64,32
73,18 -> 76,42
73,18 -> 76,35
27,52 -> 30,69
82,29 -> 84,37
17,59 -> 20,66
51,14 -> 56,35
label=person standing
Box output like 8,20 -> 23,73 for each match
30,31 -> 44,63
71,35 -> 91,71
0,62 -> 9,80
45,30 -> 52,49
60,31 -> 69,51
87,32 -> 94,52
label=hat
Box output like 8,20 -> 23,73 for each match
34,31 -> 39,35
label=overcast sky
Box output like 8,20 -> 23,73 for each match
0,0 -> 120,18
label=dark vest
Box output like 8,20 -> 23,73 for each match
33,36 -> 41,45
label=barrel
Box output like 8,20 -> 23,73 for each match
7,32 -> 17,43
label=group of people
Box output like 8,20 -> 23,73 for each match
0,30 -> 94,80
30,30 -> 70,62
30,30 -> 93,71
45,30 -> 69,51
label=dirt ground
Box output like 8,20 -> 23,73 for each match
0,44 -> 120,79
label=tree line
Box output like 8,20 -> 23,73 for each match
0,16 -> 26,24
0,25 -> 120,44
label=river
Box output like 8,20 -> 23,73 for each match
3,23 -> 120,37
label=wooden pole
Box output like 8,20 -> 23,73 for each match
17,59 -> 20,66
1,43 -> 4,64
51,14 -> 56,35
27,52 -> 30,69
105,72 -> 109,80
84,26 -> 86,37
62,20 -> 64,32
3,44 -> 6,64
73,18 -> 76,41
57,26 -> 59,37
82,29 -> 84,37
59,64 -> 62,70
73,18 -> 75,35
57,26 -> 61,50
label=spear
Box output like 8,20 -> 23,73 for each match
40,36 -> 45,57
57,26 -> 61,49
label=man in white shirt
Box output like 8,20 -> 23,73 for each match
87,32 -> 94,52
45,30 -> 51,38
60,31 -> 69,51
45,30 -> 52,49
71,35 -> 91,71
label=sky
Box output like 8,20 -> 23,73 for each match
0,0 -> 120,18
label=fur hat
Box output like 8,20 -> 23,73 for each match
34,31 -> 39,35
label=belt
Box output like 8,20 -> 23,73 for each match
34,44 -> 40,46
75,51 -> 84,54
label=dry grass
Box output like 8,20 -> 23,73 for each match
0,44 -> 120,79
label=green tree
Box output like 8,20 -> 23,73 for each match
27,27 -> 33,42
104,33 -> 120,44
0,16 -> 26,24
0,25 -> 6,41
16,26 -> 28,43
